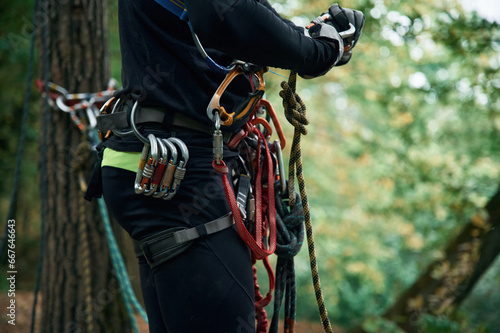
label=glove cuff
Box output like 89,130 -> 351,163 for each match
302,23 -> 344,78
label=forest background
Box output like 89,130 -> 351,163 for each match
1,0 -> 499,332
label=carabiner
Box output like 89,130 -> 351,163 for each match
150,137 -> 168,198
142,134 -> 159,196
207,64 -> 267,127
158,138 -> 178,199
213,111 -> 223,165
256,99 -> 286,149
134,138 -> 151,194
273,140 -> 286,194
130,100 -> 149,144
153,138 -> 177,198
164,137 -> 189,200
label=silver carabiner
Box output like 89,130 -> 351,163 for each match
130,100 -> 149,144
111,98 -> 134,137
157,138 -> 178,199
164,137 -> 189,200
134,138 -> 151,194
273,140 -> 286,194
142,134 -> 159,196
212,111 -> 223,165
151,138 -> 170,198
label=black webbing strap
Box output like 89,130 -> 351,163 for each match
133,213 -> 234,268
97,106 -> 213,136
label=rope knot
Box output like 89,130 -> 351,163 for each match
280,73 -> 309,136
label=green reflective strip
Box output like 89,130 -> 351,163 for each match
102,148 -> 141,173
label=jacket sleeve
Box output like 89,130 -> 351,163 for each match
185,0 -> 339,77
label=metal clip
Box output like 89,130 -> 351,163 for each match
273,140 -> 286,194
154,138 -> 178,198
151,137 -> 168,198
135,139 -> 151,194
164,138 -> 189,200
142,134 -> 159,196
213,111 -> 223,165
134,134 -> 158,195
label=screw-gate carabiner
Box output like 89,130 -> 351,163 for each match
158,138 -> 178,199
150,137 -> 168,198
273,140 -> 287,194
142,134 -> 159,196
213,111 -> 223,165
134,139 -> 151,194
164,137 -> 189,201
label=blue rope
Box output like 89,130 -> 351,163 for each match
97,197 -> 149,329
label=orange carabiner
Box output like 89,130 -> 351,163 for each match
207,64 -> 267,127
256,99 -> 286,149
251,117 -> 273,139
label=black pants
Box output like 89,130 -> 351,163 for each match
101,131 -> 255,333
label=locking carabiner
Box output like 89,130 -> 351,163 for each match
164,137 -> 189,200
134,134 -> 158,195
207,63 -> 267,127
142,134 -> 159,196
153,138 -> 178,198
150,137 -> 168,198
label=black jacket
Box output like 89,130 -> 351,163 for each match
117,0 -> 338,129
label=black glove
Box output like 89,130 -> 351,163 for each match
327,4 -> 365,51
301,22 -> 344,79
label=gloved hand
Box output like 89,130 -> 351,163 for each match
327,4 -> 365,51
304,3 -> 365,74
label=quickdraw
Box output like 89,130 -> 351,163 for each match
36,79 -> 118,144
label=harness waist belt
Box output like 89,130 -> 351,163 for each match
134,213 -> 234,268
97,106 -> 213,136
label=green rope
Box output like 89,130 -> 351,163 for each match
280,71 -> 334,333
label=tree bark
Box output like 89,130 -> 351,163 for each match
38,0 -> 132,332
379,186 -> 500,332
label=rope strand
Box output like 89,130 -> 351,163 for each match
280,71 -> 333,333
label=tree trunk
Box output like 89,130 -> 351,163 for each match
38,0 -> 132,332
379,186 -> 500,332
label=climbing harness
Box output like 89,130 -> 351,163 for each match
133,213 -> 235,268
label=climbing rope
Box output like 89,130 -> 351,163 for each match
270,187 -> 305,333
280,71 -> 334,333
77,172 -> 95,333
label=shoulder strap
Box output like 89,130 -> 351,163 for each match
154,0 -> 231,75
154,0 -> 189,21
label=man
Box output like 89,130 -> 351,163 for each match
95,0 -> 364,332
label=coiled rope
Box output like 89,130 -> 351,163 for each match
280,71 -> 333,333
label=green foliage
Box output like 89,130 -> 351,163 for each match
265,0 -> 500,330
361,316 -> 405,333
